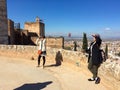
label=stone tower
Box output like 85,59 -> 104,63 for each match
24,17 -> 45,37
0,0 -> 8,44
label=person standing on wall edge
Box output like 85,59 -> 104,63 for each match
36,36 -> 46,68
86,34 -> 103,84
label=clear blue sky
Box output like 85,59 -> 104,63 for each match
7,0 -> 120,38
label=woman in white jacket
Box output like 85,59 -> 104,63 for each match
36,36 -> 46,68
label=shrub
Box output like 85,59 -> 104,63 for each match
64,46 -> 72,50
82,33 -> 88,52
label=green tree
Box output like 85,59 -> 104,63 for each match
82,33 -> 88,52
105,44 -> 108,59
73,41 -> 77,51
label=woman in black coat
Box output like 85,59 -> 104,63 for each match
87,34 -> 103,84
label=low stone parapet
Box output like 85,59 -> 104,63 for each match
0,45 -> 120,89
0,45 -> 86,64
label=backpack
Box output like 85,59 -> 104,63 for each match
100,49 -> 106,63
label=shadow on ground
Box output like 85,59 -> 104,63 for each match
45,64 -> 61,68
45,51 -> 63,68
14,81 -> 52,90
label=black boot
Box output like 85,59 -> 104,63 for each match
95,77 -> 100,84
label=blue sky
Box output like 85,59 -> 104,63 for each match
7,0 -> 120,38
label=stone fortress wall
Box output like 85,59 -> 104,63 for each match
0,0 -> 8,44
24,17 -> 45,37
8,18 -> 64,48
0,45 -> 120,89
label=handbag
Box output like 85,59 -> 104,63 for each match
38,40 -> 43,55
38,50 -> 42,55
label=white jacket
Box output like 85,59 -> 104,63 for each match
36,38 -> 46,51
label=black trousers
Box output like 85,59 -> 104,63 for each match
38,55 -> 46,66
88,58 -> 100,78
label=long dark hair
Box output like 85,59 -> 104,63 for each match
95,36 -> 102,47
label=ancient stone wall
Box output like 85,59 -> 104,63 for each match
99,59 -> 120,89
8,19 -> 15,44
0,45 -> 120,89
8,24 -> 64,47
46,37 -> 64,48
40,22 -> 45,36
28,37 -> 64,48
24,22 -> 45,37
24,22 -> 39,35
0,45 -> 85,64
0,0 -> 8,44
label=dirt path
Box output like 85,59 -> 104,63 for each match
0,56 -> 62,90
0,56 -> 109,90
44,63 -> 108,90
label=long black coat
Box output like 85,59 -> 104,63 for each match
87,42 -> 103,65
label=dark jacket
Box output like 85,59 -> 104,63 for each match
86,42 -> 103,65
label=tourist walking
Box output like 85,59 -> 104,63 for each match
36,36 -> 46,68
86,34 -> 103,84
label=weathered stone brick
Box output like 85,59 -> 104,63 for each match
0,0 -> 8,44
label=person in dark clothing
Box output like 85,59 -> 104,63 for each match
86,34 -> 103,84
